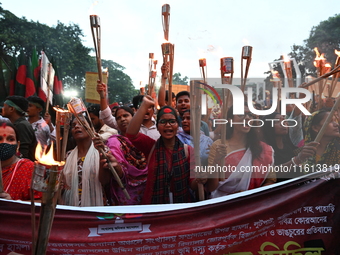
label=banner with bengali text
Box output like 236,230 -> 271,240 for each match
0,171 -> 339,255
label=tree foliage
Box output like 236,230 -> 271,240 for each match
0,4 -> 136,103
99,59 -> 138,104
264,14 -> 340,91
290,14 -> 340,76
172,72 -> 189,85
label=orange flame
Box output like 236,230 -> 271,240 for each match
314,47 -> 326,67
335,49 -> 340,58
53,107 -> 69,113
35,142 -> 64,166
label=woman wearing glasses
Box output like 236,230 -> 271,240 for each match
206,105 -> 276,198
126,96 -> 202,204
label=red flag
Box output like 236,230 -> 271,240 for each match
25,57 -> 36,97
51,59 -> 63,106
15,51 -> 26,97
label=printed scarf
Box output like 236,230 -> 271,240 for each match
151,137 -> 190,204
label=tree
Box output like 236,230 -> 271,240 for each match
0,4 -> 137,103
172,72 -> 189,85
87,58 -> 138,104
263,14 -> 340,93
290,14 -> 340,76
0,4 -> 93,92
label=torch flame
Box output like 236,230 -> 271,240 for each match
53,107 -> 70,113
335,49 -> 340,58
283,54 -> 290,63
89,1 -> 99,14
313,47 -> 326,68
35,142 -> 64,166
314,47 -> 321,58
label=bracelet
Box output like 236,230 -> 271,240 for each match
291,156 -> 299,166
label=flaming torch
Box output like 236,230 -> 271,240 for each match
90,15 -> 106,101
329,50 -> 340,99
190,79 -> 205,201
32,143 -> 64,255
161,4 -> 174,106
148,53 -> 158,97
313,48 -> 327,108
161,45 -> 174,107
162,4 -> 170,41
240,46 -> 253,92
67,97 -> 130,200
53,107 -> 72,161
139,81 -> 145,95
219,57 -> 234,181
199,58 -> 207,83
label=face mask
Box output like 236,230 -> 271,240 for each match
0,143 -> 18,161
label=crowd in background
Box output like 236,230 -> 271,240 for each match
0,68 -> 339,206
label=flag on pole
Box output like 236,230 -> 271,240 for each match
31,47 -> 40,91
51,58 -> 63,107
15,51 -> 26,97
25,56 -> 36,97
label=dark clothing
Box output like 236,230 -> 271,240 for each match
272,133 -> 300,181
13,117 -> 37,161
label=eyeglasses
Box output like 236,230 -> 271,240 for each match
158,119 -> 177,126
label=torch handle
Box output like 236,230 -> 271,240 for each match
68,104 -> 131,200
98,147 -> 131,200
301,64 -> 340,88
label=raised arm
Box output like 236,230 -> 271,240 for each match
96,80 -> 109,111
158,63 -> 169,108
126,95 -> 155,137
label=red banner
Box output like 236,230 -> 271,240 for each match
0,171 -> 339,255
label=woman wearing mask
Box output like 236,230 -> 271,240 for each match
0,121 -> 41,200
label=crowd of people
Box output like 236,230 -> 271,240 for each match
0,72 -> 339,206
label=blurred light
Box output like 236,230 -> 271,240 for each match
64,90 -> 78,98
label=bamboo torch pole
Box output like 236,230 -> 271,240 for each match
161,4 -> 174,106
329,50 -> 340,97
301,64 -> 340,89
240,46 -> 252,92
190,80 -> 205,201
161,43 -> 174,106
199,58 -> 207,83
67,98 -> 131,200
34,164 -> 59,255
219,57 -> 234,181
90,15 -> 106,101
148,53 -> 154,96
